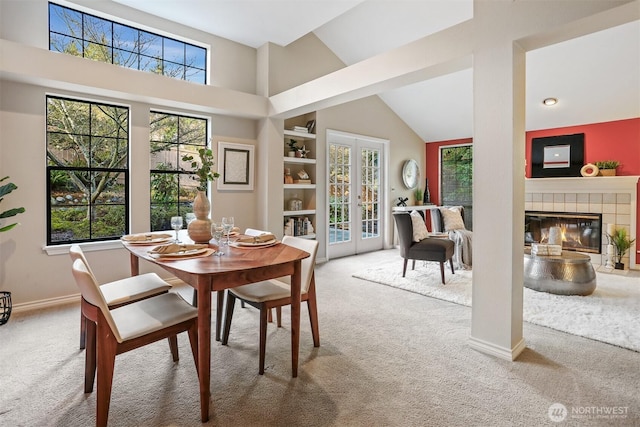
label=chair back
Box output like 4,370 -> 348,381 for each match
393,212 -> 414,257
71,258 -> 120,339
281,236 -> 319,293
69,244 -> 99,283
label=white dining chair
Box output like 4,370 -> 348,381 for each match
69,245 -> 173,351
71,258 -> 199,427
221,236 -> 319,374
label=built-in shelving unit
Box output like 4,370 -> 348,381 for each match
283,116 -> 317,239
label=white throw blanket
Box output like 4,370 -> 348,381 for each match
448,229 -> 473,270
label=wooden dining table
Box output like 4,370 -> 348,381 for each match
123,237 -> 310,422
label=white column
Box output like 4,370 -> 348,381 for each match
470,1 -> 526,360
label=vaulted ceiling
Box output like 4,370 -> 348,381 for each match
112,0 -> 639,142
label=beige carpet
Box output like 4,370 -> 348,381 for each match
352,252 -> 640,352
1,249 -> 639,426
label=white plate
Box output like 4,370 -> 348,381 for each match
231,239 -> 278,248
150,248 -> 209,258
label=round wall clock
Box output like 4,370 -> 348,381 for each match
402,159 -> 419,189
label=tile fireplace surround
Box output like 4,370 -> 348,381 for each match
525,176 -> 639,270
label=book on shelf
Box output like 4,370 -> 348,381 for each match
291,126 -> 308,133
293,179 -> 311,184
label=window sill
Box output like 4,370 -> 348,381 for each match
43,239 -> 124,256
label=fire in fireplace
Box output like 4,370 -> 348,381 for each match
525,211 -> 602,254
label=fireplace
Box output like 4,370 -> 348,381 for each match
525,211 -> 602,254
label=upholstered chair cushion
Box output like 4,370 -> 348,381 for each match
410,210 -> 430,242
440,207 -> 466,231
100,274 -> 172,307
110,292 -> 198,343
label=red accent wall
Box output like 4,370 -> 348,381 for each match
426,118 -> 640,264
525,118 -> 640,177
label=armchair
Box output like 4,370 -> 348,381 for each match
393,212 -> 454,284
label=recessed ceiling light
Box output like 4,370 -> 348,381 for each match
543,98 -> 558,106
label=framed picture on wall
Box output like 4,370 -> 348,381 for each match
217,141 -> 255,190
530,133 -> 585,178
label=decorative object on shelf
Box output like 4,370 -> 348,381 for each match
294,169 -> 311,184
0,176 -> 25,326
284,218 -> 294,236
284,167 -> 294,184
182,148 -> 219,243
413,187 -> 423,206
396,197 -> 408,207
298,145 -> 310,158
423,179 -> 431,204
288,194 -> 303,211
305,119 -> 316,133
607,226 -> 635,270
580,163 -> 599,177
401,159 -> 419,189
303,217 -> 314,235
287,139 -> 298,157
594,160 -> 619,176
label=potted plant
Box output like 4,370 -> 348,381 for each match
287,139 -> 298,157
413,187 -> 423,206
181,148 -> 220,243
594,160 -> 619,176
607,227 -> 636,270
0,176 -> 25,325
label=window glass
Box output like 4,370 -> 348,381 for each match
49,3 -> 207,84
47,96 -> 129,244
149,112 -> 208,231
440,145 -> 473,230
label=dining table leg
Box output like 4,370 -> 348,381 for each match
216,291 -> 224,341
197,276 -> 211,422
291,259 -> 301,378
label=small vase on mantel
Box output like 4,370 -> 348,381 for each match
187,190 -> 212,243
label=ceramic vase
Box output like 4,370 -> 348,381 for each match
187,190 -> 212,243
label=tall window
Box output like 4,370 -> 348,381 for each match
46,96 -> 129,244
48,3 -> 207,84
440,144 -> 473,230
149,112 -> 208,231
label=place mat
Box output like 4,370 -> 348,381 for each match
121,233 -> 173,245
230,239 -> 279,249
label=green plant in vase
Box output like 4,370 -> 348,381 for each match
413,187 -> 423,206
594,160 -> 619,176
607,227 -> 636,269
181,148 -> 220,244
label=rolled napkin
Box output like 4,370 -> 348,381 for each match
122,233 -> 172,242
236,233 -> 276,244
149,243 -> 208,254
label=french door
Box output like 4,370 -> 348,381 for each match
327,130 -> 386,259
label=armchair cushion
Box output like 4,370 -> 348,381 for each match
410,210 -> 430,242
440,207 -> 466,231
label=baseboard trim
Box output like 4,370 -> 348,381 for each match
13,293 -> 79,313
469,335 -> 527,361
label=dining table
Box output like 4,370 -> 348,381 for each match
122,234 -> 310,422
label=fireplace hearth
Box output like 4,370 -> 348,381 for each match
525,211 -> 602,254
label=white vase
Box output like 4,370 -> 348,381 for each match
187,190 -> 212,243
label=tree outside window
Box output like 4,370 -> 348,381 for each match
46,96 -> 129,244
149,112 -> 208,231
440,145 -> 473,230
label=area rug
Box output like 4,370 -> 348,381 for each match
353,254 -> 640,352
